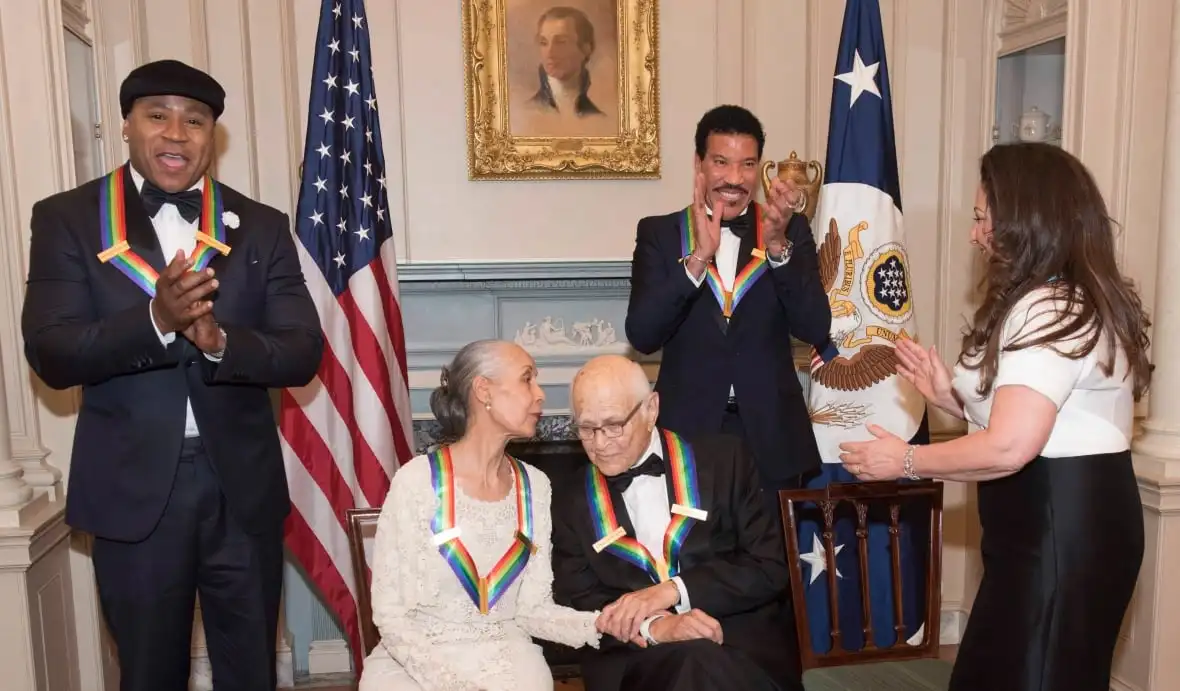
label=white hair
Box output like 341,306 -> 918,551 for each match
569,355 -> 651,416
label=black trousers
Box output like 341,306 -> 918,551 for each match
720,406 -> 807,515
719,406 -> 805,690
92,437 -> 284,691
609,639 -> 787,691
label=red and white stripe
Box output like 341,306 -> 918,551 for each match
280,238 -> 413,671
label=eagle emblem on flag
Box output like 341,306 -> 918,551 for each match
810,217 -> 910,393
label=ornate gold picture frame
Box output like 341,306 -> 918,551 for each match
462,0 -> 660,180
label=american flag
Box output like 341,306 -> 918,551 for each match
280,0 -> 412,671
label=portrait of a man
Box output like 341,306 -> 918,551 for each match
507,1 -> 619,138
462,0 -> 658,178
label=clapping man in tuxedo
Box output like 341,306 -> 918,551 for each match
21,59 -> 323,691
624,105 -> 833,514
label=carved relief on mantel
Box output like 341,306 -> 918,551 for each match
513,316 -> 626,354
1002,0 -> 1068,32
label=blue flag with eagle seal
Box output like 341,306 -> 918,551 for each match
798,0 -> 931,655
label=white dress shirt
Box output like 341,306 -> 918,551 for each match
545,75 -> 582,116
952,287 -> 1134,457
133,166 -> 222,439
683,204 -> 788,397
622,428 -> 693,616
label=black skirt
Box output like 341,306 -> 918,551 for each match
949,450 -> 1144,691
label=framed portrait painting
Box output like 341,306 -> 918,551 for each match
462,0 -> 660,180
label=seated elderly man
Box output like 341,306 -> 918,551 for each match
551,354 -> 803,691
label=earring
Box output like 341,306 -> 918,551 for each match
484,401 -> 492,411
122,134 -> 128,142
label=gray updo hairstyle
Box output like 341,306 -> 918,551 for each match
429,339 -> 505,444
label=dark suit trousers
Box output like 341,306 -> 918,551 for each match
587,639 -> 786,691
92,438 -> 284,691
720,406 -> 807,515
721,405 -> 807,689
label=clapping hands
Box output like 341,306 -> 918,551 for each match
762,177 -> 802,249
894,337 -> 960,416
689,172 -> 722,265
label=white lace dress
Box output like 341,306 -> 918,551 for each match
358,454 -> 601,691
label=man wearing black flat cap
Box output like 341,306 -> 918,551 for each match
21,59 -> 323,691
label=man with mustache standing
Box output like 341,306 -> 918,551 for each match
624,105 -> 832,513
21,59 -> 323,690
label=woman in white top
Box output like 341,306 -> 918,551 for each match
838,142 -> 1151,691
357,340 -> 603,691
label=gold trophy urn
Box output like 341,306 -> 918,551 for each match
760,151 -> 823,222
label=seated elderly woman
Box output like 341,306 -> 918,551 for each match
358,339 -> 602,691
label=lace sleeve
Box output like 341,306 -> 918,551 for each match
514,468 -> 602,649
369,462 -> 485,691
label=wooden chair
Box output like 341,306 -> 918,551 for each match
777,480 -> 944,671
344,499 -> 582,682
345,507 -> 383,659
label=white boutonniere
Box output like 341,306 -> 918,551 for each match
222,211 -> 240,229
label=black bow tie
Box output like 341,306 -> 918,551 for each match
721,208 -> 752,237
606,453 -> 666,492
141,179 -> 202,223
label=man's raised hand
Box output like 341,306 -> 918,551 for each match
689,171 -> 722,264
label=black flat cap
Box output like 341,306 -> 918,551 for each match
119,59 -> 225,119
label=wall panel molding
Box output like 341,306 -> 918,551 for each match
61,0 -> 90,39
278,0 -> 301,217
189,0 -> 208,71
203,0 -> 258,194
372,0 -> 409,264
0,7 -> 40,474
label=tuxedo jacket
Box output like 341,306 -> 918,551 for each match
21,165 -> 323,542
624,209 -> 832,486
551,432 -> 799,688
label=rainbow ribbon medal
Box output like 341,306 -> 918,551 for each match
680,204 -> 768,317
428,447 -> 535,614
96,163 -> 232,296
585,429 -> 708,583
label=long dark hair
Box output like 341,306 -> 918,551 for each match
959,143 -> 1152,400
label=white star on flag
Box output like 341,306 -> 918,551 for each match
834,49 -> 881,108
799,534 -> 844,585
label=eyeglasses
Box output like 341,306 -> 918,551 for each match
574,400 -> 644,441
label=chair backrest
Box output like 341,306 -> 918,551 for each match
346,507 -> 383,659
777,480 -> 944,671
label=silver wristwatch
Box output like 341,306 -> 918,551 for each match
767,239 -> 793,264
639,614 -> 666,646
210,327 -> 228,359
